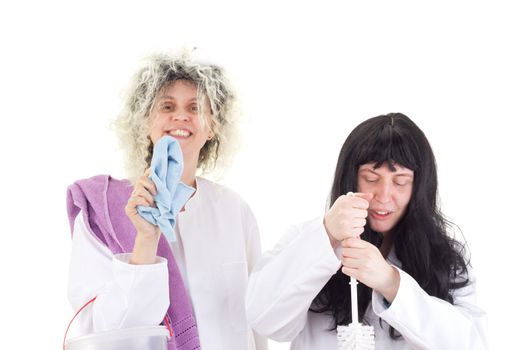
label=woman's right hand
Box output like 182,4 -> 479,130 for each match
125,170 -> 162,264
323,192 -> 373,245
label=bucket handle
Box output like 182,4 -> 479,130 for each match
63,296 -> 97,350
63,297 -> 173,350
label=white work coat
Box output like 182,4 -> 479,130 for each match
246,218 -> 488,349
68,177 -> 267,350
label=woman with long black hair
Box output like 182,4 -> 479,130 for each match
246,113 -> 487,349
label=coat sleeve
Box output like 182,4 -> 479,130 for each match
245,218 -> 341,342
241,201 -> 268,350
371,266 -> 488,350
67,214 -> 170,333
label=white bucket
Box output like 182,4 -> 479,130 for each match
65,326 -> 170,350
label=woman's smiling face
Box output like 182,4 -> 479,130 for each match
148,79 -> 213,161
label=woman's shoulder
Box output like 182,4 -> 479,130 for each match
67,174 -> 136,252
67,174 -> 132,221
68,175 -> 132,200
196,177 -> 248,205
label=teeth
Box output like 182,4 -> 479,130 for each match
170,129 -> 191,137
376,211 -> 389,215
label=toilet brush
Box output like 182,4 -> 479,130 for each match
336,276 -> 375,349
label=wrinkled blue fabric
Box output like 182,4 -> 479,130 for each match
137,136 -> 195,242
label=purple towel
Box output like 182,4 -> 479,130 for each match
67,175 -> 201,350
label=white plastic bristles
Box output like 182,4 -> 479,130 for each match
336,277 -> 375,350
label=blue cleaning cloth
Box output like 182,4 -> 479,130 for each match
137,136 -> 195,242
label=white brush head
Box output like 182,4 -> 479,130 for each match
337,323 -> 375,350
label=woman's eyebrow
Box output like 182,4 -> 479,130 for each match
360,168 -> 379,175
394,173 -> 414,178
158,95 -> 198,102
360,168 -> 413,177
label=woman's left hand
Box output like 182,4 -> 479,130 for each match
341,237 -> 400,303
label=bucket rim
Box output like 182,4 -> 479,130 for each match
66,325 -> 170,346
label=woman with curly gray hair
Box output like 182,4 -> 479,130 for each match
66,52 -> 267,350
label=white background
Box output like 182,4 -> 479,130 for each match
0,1 -> 523,349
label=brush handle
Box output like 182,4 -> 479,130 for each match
346,192 -> 360,325
350,276 -> 359,324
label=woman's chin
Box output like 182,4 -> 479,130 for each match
369,221 -> 394,235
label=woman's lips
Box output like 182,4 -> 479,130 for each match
167,129 -> 192,138
369,209 -> 394,220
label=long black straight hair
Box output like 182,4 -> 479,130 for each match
310,113 -> 470,339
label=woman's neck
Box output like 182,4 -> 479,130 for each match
181,154 -> 198,188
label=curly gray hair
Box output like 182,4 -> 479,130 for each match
113,51 -> 240,183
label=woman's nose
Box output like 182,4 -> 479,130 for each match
171,113 -> 190,122
374,183 -> 392,204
